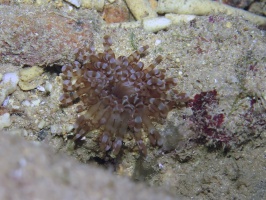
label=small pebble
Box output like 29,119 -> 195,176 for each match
0,113 -> 11,130
31,99 -> 41,107
225,21 -> 232,28
37,85 -> 45,92
44,81 -> 53,93
103,4 -> 129,23
2,96 -> 10,107
66,124 -> 74,132
22,100 -> 31,107
38,120 -> 46,129
51,124 -> 61,134
155,39 -> 161,46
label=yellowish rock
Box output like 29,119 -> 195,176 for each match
149,0 -> 158,9
125,0 -> 157,20
225,21 -> 232,28
19,66 -> 44,91
81,0 -> 105,11
20,66 -> 43,82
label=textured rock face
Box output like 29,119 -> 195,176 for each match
0,4 -> 265,200
0,5 -> 95,66
0,133 -> 179,200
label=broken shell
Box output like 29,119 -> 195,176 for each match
64,0 -> 81,8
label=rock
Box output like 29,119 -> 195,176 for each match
19,66 -> 44,91
103,4 -> 130,23
0,133 -> 178,200
0,72 -> 19,105
222,0 -> 253,9
249,2 -> 266,16
0,5 -> 94,66
125,0 -> 157,20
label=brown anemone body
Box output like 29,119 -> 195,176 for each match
60,36 -> 189,156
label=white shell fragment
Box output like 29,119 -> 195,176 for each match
38,120 -> 46,129
155,39 -> 161,46
44,81 -> 53,93
19,66 -> 44,91
21,99 -> 41,107
37,86 -> 46,92
143,17 -> 172,32
64,0 -> 81,8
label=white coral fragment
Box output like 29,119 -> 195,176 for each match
143,17 -> 172,32
157,0 -> 266,25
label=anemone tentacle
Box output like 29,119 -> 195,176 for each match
60,35 -> 189,156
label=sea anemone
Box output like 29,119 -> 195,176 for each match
60,35 -> 189,156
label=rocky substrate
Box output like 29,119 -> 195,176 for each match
0,4 -> 266,200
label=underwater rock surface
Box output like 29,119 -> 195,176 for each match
0,4 -> 265,199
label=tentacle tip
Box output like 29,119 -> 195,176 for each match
137,140 -> 147,156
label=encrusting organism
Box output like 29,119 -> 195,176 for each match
60,35 -> 189,156
188,90 -> 234,150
